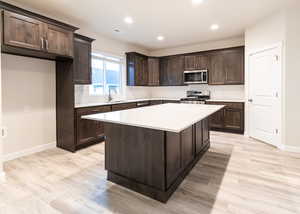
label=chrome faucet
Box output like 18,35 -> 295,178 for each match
108,86 -> 117,102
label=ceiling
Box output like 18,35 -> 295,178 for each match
6,0 -> 296,50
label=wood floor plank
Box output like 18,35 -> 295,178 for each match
0,132 -> 300,214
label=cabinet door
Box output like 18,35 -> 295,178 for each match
3,11 -> 43,51
148,57 -> 160,86
195,55 -> 210,70
209,110 -> 224,129
181,126 -> 194,168
73,35 -> 93,84
224,48 -> 244,84
195,121 -> 203,155
135,55 -> 148,86
169,55 -> 184,86
202,118 -> 210,147
209,54 -> 225,85
159,57 -> 169,86
76,106 -> 111,146
45,24 -> 74,57
184,55 -> 196,70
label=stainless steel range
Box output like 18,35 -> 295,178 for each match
180,90 -> 210,104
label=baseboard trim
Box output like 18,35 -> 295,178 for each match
0,171 -> 6,183
278,144 -> 300,153
4,142 -> 56,162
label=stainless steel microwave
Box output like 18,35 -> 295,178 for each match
184,70 -> 208,84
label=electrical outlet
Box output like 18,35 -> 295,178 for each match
1,127 -> 7,139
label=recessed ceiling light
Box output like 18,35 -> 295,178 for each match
157,36 -> 165,41
192,0 -> 204,5
124,16 -> 133,24
210,24 -> 219,31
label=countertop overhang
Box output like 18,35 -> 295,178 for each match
82,103 -> 224,133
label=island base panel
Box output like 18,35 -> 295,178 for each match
107,142 -> 210,203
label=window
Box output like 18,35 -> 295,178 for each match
89,53 -> 123,95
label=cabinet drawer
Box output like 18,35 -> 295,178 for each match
111,102 -> 137,111
76,105 -> 111,147
206,101 -> 244,110
150,100 -> 163,105
77,105 -> 112,115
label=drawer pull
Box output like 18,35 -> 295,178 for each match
137,102 -> 149,106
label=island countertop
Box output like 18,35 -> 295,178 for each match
82,103 -> 224,133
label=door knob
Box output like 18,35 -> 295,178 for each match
248,99 -> 253,102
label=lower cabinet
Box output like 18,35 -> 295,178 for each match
195,119 -> 210,155
75,105 -> 111,149
206,101 -> 244,134
166,118 -> 210,188
181,127 -> 194,168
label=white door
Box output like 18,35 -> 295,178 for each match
248,46 -> 281,147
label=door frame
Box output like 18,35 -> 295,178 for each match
246,42 -> 283,148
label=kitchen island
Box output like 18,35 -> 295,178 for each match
83,103 -> 224,202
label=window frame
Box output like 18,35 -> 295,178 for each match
89,52 -> 124,96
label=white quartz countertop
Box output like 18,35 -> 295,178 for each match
75,98 -> 181,108
82,103 -> 224,133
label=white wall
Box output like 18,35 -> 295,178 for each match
245,3 -> 300,150
0,44 -> 4,182
150,36 -> 244,56
1,54 -> 56,158
285,4 -> 300,148
244,11 -> 286,139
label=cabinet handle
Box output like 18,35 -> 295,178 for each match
137,102 -> 149,107
41,38 -> 44,50
45,39 -> 49,50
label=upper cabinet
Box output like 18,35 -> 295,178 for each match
160,55 -> 184,86
126,52 -> 149,86
184,54 -> 210,71
148,57 -> 160,86
2,10 -> 77,59
209,47 -> 244,85
44,23 -> 74,57
126,47 -> 244,87
73,34 -> 95,85
3,11 -> 44,51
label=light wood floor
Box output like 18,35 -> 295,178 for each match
1,132 -> 300,214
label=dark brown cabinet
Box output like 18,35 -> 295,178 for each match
209,47 -> 244,85
126,52 -> 148,86
111,102 -> 137,111
206,101 -> 244,134
150,100 -> 163,105
162,100 -> 180,104
2,10 -> 76,59
181,127 -> 194,167
195,118 -> 210,155
195,121 -> 203,155
160,55 -> 184,86
126,47 -> 244,87
44,23 -> 74,57
184,54 -> 210,71
148,57 -> 160,86
76,106 -> 111,148
3,11 -> 44,51
73,34 -> 94,84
